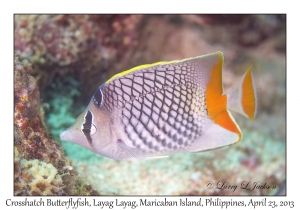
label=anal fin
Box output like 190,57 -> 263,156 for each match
190,111 -> 241,152
214,110 -> 242,142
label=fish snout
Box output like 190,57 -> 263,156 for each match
60,130 -> 71,141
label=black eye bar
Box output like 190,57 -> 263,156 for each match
82,110 -> 93,146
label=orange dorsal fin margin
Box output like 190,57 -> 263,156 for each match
206,52 -> 227,119
206,52 -> 242,141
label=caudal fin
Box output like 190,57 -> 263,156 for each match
227,66 -> 257,120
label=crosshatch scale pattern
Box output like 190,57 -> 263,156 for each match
99,60 -> 211,155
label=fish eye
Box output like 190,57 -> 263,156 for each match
81,123 -> 97,136
93,87 -> 103,107
90,124 -> 97,136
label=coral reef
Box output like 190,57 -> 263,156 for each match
17,158 -> 63,195
14,15 -> 143,97
14,54 -> 99,195
14,14 -> 286,195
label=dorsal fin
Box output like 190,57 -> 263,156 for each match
105,52 -> 222,84
206,51 -> 227,120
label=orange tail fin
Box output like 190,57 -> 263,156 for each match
227,66 -> 257,120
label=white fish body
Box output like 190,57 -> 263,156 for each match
60,52 -> 257,160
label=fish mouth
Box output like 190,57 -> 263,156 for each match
60,130 -> 71,141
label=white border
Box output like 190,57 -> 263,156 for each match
2,1 -> 296,210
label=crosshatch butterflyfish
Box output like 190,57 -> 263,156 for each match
60,51 -> 257,160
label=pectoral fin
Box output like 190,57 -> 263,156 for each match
117,139 -> 168,160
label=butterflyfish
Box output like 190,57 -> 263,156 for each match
60,52 -> 257,160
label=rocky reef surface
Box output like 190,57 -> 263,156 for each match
14,14 -> 286,195
14,55 -> 99,195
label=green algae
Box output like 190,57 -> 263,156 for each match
45,76 -> 82,137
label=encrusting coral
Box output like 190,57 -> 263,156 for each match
14,14 -> 143,97
18,158 -> 63,195
14,54 -> 99,196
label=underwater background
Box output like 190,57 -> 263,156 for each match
14,14 -> 286,195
